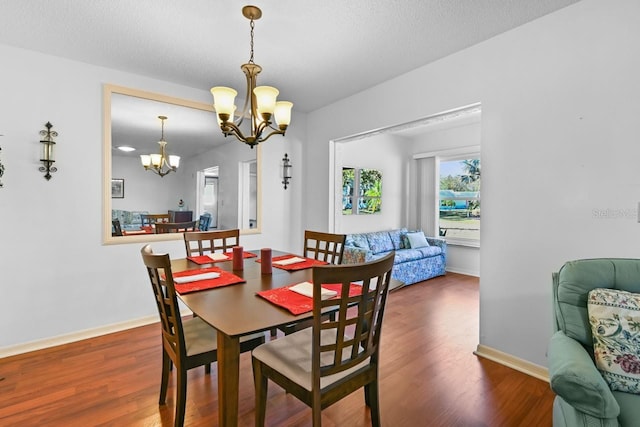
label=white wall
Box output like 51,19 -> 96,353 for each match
0,44 -> 304,351
334,133 -> 408,234
304,0 -> 640,367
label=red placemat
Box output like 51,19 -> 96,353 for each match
258,255 -> 328,271
170,267 -> 245,294
187,251 -> 257,265
257,283 -> 362,315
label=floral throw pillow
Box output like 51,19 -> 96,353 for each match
588,288 -> 640,394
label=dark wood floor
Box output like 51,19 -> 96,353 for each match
0,273 -> 555,426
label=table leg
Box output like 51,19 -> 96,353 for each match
217,330 -> 240,426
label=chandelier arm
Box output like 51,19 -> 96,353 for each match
221,121 -> 250,143
265,122 -> 286,132
255,119 -> 271,136
235,86 -> 250,128
257,129 -> 285,143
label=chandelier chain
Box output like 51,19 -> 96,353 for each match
249,18 -> 255,64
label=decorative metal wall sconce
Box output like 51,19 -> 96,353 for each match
282,153 -> 292,189
39,121 -> 58,180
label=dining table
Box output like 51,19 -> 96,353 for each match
170,249 -> 324,427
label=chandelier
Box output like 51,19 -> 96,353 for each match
210,5 -> 293,148
140,115 -> 180,177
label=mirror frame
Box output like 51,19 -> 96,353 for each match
102,84 -> 262,245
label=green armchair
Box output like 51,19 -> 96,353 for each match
549,258 -> 640,426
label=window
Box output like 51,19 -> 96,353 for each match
439,157 -> 480,243
342,167 -> 382,215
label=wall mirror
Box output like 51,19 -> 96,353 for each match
103,84 -> 261,244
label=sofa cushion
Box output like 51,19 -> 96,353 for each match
588,288 -> 640,394
365,232 -> 394,254
405,231 -> 429,249
613,390 -> 640,426
388,228 -> 407,250
400,229 -> 421,249
393,247 -> 442,264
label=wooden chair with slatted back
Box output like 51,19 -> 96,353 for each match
303,230 -> 346,265
141,213 -> 170,226
155,221 -> 197,234
183,229 -> 240,257
140,244 -> 264,427
275,230 -> 347,336
252,252 -> 395,427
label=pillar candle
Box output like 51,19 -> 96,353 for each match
261,248 -> 272,274
232,246 -> 244,271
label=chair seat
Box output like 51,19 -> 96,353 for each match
183,317 -> 265,357
183,317 -> 217,356
252,328 -> 369,391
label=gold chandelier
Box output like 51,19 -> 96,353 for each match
140,116 -> 180,177
210,5 -> 293,149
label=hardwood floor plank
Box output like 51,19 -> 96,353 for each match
0,273 -> 555,426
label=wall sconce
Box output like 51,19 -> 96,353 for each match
39,121 -> 58,180
282,153 -> 292,189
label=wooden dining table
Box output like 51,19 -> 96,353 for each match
170,249 -> 320,427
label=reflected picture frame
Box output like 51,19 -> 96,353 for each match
111,178 -> 124,198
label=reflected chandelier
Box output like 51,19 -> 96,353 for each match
210,5 -> 293,149
140,115 -> 180,177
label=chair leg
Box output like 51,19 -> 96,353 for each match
205,364 -> 211,374
159,350 -> 170,405
252,357 -> 268,427
175,367 -> 188,427
311,400 -> 322,427
365,381 -> 381,427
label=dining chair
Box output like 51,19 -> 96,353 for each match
252,251 -> 395,427
155,221 -> 197,234
141,213 -> 170,226
303,230 -> 346,265
183,229 -> 240,257
197,212 -> 212,231
140,244 -> 265,427
111,219 -> 123,236
274,230 -> 347,336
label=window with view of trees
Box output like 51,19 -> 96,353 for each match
342,167 -> 382,215
439,158 -> 480,242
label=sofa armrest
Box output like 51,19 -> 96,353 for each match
342,246 -> 371,264
426,237 -> 446,257
548,331 -> 619,419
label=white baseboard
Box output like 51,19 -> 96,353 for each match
474,344 -> 549,382
0,315 -> 159,358
445,267 -> 479,277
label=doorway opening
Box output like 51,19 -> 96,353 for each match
196,166 -> 219,229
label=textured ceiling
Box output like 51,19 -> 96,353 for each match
0,0 -> 581,113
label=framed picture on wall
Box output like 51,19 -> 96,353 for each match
111,178 -> 124,198
341,167 -> 382,215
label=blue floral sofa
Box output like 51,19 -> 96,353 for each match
342,228 -> 446,285
112,209 -> 148,231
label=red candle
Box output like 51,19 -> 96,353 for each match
232,246 -> 244,271
261,248 -> 272,274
